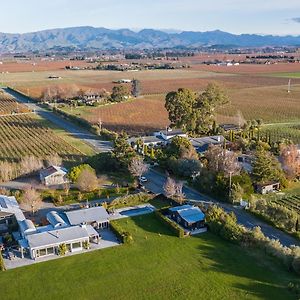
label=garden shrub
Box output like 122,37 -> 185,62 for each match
110,221 -> 133,244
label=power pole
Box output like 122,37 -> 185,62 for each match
288,79 -> 291,93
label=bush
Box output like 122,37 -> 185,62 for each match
154,210 -> 185,238
58,243 -> 67,256
68,164 -> 95,182
110,221 -> 133,244
0,252 -> 6,271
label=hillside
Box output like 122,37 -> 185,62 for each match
1,26 -> 300,52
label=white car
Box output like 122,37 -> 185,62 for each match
139,176 -> 148,183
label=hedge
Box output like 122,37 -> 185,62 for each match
154,210 -> 185,238
110,220 -> 133,244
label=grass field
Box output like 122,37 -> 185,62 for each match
0,214 -> 297,300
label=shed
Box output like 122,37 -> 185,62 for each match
40,166 -> 68,186
256,182 -> 280,195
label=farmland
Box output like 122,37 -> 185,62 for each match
272,194 -> 300,214
0,113 -> 87,163
0,91 -> 30,115
0,214 -> 298,300
1,59 -> 300,135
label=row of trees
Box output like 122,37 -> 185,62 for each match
0,154 -> 63,183
41,79 -> 141,103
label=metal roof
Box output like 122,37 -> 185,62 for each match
19,219 -> 36,235
46,211 -> 68,228
40,166 -> 67,179
0,195 -> 26,222
190,136 -> 225,153
170,205 -> 205,224
65,206 -> 109,226
26,225 -> 91,249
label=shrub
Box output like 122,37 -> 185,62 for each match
68,164 -> 95,182
154,210 -> 185,238
110,221 -> 133,244
0,252 -> 6,271
58,243 -> 67,256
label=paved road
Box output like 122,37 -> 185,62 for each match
145,169 -> 300,247
4,88 -> 113,153
4,88 -> 299,247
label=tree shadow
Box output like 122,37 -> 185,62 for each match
193,234 -> 296,299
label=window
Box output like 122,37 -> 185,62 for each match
47,247 -> 54,255
72,242 -> 81,249
38,248 -> 47,257
66,244 -> 71,252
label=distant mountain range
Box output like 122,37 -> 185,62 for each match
1,26 -> 300,52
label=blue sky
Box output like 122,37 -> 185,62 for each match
2,0 -> 300,35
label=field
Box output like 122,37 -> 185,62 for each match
0,91 -> 30,115
2,59 -> 300,135
261,124 -> 300,144
272,194 -> 300,214
0,214 -> 297,300
0,113 -> 88,163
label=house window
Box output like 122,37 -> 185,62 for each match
38,248 -> 47,257
72,242 -> 81,249
47,247 -> 54,255
66,244 -> 72,252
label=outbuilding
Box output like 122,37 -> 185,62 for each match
39,166 -> 69,186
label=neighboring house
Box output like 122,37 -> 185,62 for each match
156,128 -> 187,141
0,196 -> 24,234
39,166 -> 68,186
169,205 -> 205,230
64,207 -> 110,229
237,154 -> 254,173
190,135 -> 225,154
256,182 -> 280,195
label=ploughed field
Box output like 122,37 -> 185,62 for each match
0,214 -> 297,300
0,114 -> 85,163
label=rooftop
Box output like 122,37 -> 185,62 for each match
190,136 -> 225,153
26,225 -> 94,249
64,206 -> 109,226
170,205 -> 205,223
40,166 -> 68,178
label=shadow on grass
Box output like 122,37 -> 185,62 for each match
130,213 -> 177,237
193,233 -> 296,299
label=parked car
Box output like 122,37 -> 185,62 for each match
139,176 -> 148,183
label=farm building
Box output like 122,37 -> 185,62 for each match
169,205 -> 205,231
39,166 -> 68,186
64,207 -> 110,229
256,182 -> 280,195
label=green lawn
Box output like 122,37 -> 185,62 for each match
270,72 -> 300,78
0,214 -> 298,300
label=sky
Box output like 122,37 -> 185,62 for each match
1,0 -> 300,35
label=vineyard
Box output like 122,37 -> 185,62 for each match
261,125 -> 300,144
0,91 -> 30,115
0,114 -> 85,163
272,195 -> 300,215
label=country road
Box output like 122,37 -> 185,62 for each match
145,169 -> 300,247
4,88 -> 113,153
4,88 -> 300,247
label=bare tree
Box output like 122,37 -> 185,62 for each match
175,181 -> 185,204
76,169 -> 98,192
20,156 -> 43,176
205,145 -> 240,177
22,187 -> 42,215
280,144 -> 300,179
63,182 -> 70,196
163,177 -> 177,198
0,161 -> 17,182
46,154 -> 63,167
128,157 -> 148,178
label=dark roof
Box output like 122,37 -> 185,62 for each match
190,136 -> 225,153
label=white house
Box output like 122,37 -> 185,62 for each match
39,166 -> 68,186
156,128 -> 187,141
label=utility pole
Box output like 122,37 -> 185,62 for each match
229,171 -> 233,201
288,79 -> 291,93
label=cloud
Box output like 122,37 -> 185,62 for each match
291,18 -> 300,23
